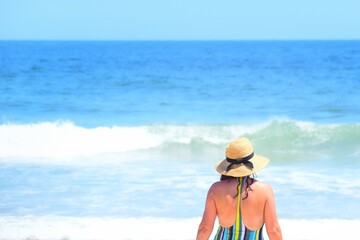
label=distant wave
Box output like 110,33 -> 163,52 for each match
0,119 -> 359,161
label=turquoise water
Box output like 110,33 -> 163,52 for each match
1,41 -> 359,126
0,41 -> 359,222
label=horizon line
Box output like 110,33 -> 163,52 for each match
1,38 -> 360,42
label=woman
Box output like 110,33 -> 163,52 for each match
197,137 -> 282,240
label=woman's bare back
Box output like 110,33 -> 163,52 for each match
197,137 -> 282,240
210,178 -> 270,230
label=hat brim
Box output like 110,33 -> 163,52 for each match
215,155 -> 269,177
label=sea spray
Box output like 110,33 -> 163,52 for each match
1,119 -> 359,165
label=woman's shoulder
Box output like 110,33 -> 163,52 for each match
210,178 -> 272,187
209,179 -> 237,193
209,178 -> 274,193
209,180 -> 228,190
252,179 -> 272,188
251,179 -> 275,196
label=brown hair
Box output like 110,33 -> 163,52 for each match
220,174 -> 255,200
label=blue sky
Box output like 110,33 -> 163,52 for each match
1,0 -> 359,40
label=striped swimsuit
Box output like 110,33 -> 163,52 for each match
214,177 -> 264,240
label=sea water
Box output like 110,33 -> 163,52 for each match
0,41 -> 359,239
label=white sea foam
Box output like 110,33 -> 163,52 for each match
0,119 -> 359,163
263,166 -> 360,199
0,121 -> 255,159
0,121 -> 162,158
0,216 -> 359,240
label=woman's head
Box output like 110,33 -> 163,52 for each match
215,137 -> 269,177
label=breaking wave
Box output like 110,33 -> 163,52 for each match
0,119 -> 359,164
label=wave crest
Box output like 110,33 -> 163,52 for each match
0,119 -> 359,163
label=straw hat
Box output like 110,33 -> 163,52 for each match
215,137 -> 269,177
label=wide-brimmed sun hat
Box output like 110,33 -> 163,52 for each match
215,137 -> 269,177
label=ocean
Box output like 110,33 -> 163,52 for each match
0,40 -> 359,239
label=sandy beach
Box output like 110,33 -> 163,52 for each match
1,216 -> 359,240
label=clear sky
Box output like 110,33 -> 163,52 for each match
0,0 -> 359,40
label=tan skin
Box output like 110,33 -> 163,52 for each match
197,177 -> 282,240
